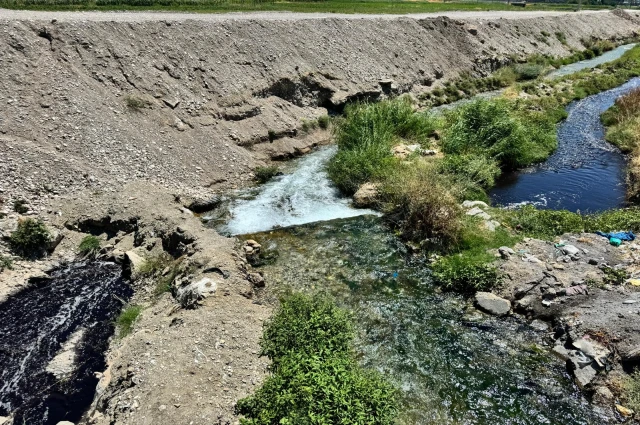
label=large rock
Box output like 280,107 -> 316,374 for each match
353,183 -> 379,208
124,250 -> 147,278
177,277 -> 218,308
462,200 -> 488,209
475,292 -> 511,316
466,207 -> 491,220
46,329 -> 85,380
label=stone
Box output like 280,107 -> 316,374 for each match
568,357 -> 598,388
0,417 -> 8,425
498,246 -> 515,259
621,346 -> 640,363
483,220 -> 501,232
177,277 -> 218,307
466,207 -> 491,220
467,25 -> 479,35
530,319 -> 550,332
56,422 -> 75,425
623,299 -> 638,304
462,200 -> 489,209
588,258 -> 599,265
593,386 -> 614,405
187,196 -> 221,213
561,245 -> 580,256
565,284 -> 588,296
248,272 -> 265,288
245,239 -> 261,249
616,405 -> 634,417
46,329 -> 85,380
47,230 -> 64,252
124,250 -> 147,277
163,98 -> 180,109
353,183 -> 379,208
475,292 -> 511,316
515,294 -> 537,311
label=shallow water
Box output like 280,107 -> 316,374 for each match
546,43 -> 637,80
220,145 -> 378,235
244,216 -> 613,424
0,261 -> 131,425
490,78 -> 640,212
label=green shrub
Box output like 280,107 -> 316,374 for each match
514,63 -> 544,81
236,293 -> 398,425
0,255 -> 13,272
254,165 -> 280,184
317,114 -> 330,129
116,305 -> 142,338
555,32 -> 567,45
621,369 -> 640,413
438,154 -> 501,189
9,218 -> 52,258
124,94 -> 150,110
13,199 -> 29,214
78,235 -> 101,257
442,99 -> 556,170
431,252 -> 502,293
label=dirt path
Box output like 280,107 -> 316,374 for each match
0,8 -> 612,22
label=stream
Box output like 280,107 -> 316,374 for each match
0,261 -> 131,425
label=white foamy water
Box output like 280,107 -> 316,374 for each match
223,146 -> 379,235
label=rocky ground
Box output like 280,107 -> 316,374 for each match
1,8 -> 640,425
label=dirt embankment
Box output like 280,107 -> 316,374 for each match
1,9 -> 640,425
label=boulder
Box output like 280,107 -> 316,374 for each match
593,386 -> 614,405
248,272 -> 265,288
353,183 -> 379,208
124,250 -> 147,278
177,277 -> 218,308
475,292 -> 511,316
467,25 -> 479,35
561,245 -> 580,256
186,195 -> 221,213
466,207 -> 491,220
530,319 -> 550,332
462,200 -> 488,209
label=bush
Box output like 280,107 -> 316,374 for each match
9,218 -> 52,258
236,293 -> 398,425
514,63 -> 544,81
438,154 -> 501,190
13,199 -> 29,214
254,165 -> 280,184
124,94 -> 150,110
317,114 -> 330,129
78,235 -> 101,257
116,305 -> 142,338
431,252 -> 502,293
442,99 -> 556,170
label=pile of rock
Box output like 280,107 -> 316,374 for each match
461,200 -> 502,232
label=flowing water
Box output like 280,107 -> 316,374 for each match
490,78 -> 640,212
222,146 -> 616,424
546,43 -> 637,80
0,261 -> 131,425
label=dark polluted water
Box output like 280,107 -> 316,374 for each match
244,216 -> 614,425
0,261 -> 132,425
490,78 -> 640,212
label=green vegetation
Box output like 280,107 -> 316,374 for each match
254,165 -> 280,184
0,0 -> 614,14
134,251 -> 182,296
78,235 -> 101,257
236,292 -> 398,425
124,94 -> 151,110
116,305 -> 142,338
13,199 -> 29,214
9,218 -> 52,259
317,114 -> 330,130
622,369 -> 640,414
0,255 -> 13,272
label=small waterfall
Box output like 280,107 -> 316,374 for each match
223,146 -> 379,235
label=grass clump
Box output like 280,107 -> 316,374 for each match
116,305 -> 142,338
621,370 -> 640,414
317,114 -> 330,129
78,235 -> 101,257
9,218 -> 52,259
442,98 -> 558,170
254,165 -> 280,184
124,94 -> 151,111
0,255 -> 13,272
236,292 -> 397,425
13,199 -> 29,214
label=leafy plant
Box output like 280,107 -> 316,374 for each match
78,235 -> 101,257
236,293 -> 398,425
317,114 -> 330,129
116,305 -> 142,338
0,255 -> 13,272
124,94 -> 151,111
621,369 -> 640,414
9,218 -> 52,258
254,165 -> 280,184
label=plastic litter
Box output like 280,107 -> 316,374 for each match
595,231 -> 635,242
627,279 -> 640,287
609,237 -> 622,247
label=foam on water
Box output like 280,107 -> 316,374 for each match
223,146 -> 379,235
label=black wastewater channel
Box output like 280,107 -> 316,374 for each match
490,77 -> 640,212
0,261 -> 132,424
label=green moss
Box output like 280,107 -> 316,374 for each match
236,293 -> 398,425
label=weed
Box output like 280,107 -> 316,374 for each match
317,114 -> 330,129
78,235 -> 101,257
0,255 -> 13,272
513,63 -> 544,81
432,253 -> 502,293
621,370 -> 640,413
9,218 -> 52,259
137,252 -> 173,277
236,293 -> 398,425
555,32 -> 567,45
124,94 -> 150,110
540,30 -> 550,37
602,266 -> 629,285
267,129 -> 277,142
13,200 -> 29,214
254,165 -> 280,184
300,119 -> 317,133
116,305 -> 142,338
